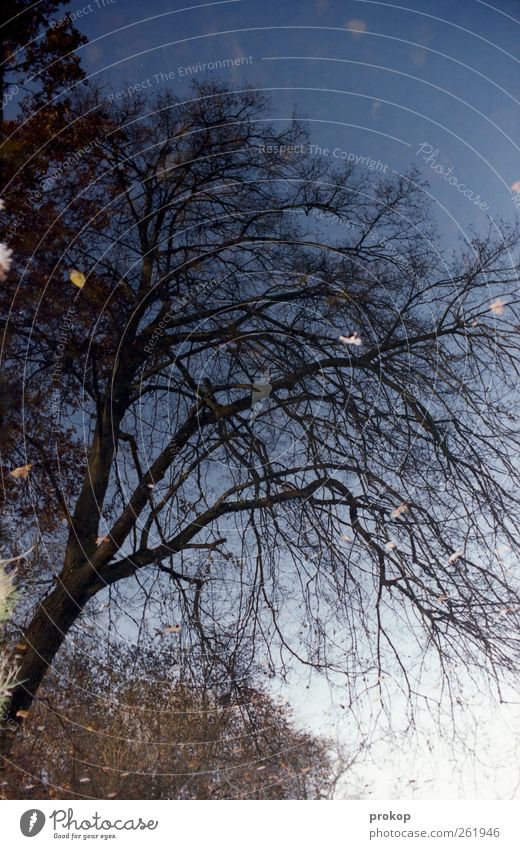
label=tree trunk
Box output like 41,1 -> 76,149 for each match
0,564 -> 97,762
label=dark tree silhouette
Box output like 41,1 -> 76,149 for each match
0,0 -> 87,187
2,84 -> 520,766
0,0 -> 86,117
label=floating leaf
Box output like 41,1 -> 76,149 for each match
339,333 -> 362,346
489,299 -> 505,315
0,242 -> 13,281
69,269 -> 86,288
252,380 -> 272,404
10,463 -> 33,479
448,549 -> 463,563
95,535 -> 109,546
252,371 -> 272,405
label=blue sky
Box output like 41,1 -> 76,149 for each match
71,0 -> 520,245
56,0 -> 520,798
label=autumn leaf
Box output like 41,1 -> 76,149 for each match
391,502 -> 409,519
16,710 -> 30,719
0,242 -> 13,282
339,333 -> 362,346
69,269 -> 86,288
448,549 -> 463,563
10,463 -> 33,479
490,299 -> 505,315
252,378 -> 272,404
95,535 -> 109,546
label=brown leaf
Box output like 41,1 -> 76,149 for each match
9,463 -> 33,479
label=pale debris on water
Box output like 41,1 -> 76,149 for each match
489,299 -> 505,315
95,535 -> 109,546
339,333 -> 362,346
391,503 -> 409,519
448,549 -> 463,563
0,242 -> 13,281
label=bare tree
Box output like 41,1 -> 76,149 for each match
2,82 -> 520,761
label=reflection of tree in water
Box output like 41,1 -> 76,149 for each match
1,56 -> 520,797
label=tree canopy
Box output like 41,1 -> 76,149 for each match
2,82 -> 520,779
